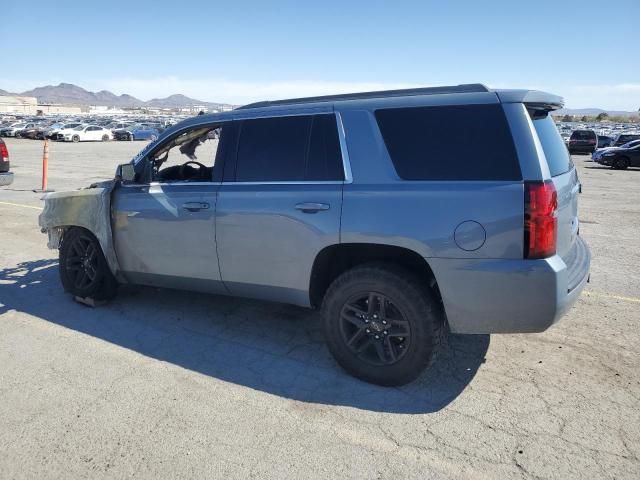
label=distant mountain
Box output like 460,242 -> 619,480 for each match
146,94 -> 211,108
553,107 -> 637,117
3,83 -> 232,109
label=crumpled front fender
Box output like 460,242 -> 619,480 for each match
38,181 -> 121,276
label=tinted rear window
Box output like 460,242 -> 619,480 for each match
532,114 -> 572,177
375,104 -> 521,181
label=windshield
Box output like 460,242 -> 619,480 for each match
622,140 -> 640,148
73,126 -> 84,131
531,114 -> 573,177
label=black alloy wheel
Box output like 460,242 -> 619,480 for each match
339,292 -> 411,366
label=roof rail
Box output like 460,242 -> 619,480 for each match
237,83 -> 490,110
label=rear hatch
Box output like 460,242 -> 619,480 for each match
569,130 -> 597,148
529,112 -> 580,260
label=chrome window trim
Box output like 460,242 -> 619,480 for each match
335,111 -> 353,184
124,112 -> 354,187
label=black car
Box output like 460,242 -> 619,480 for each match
612,133 -> 640,147
568,129 -> 597,154
596,141 -> 640,169
597,135 -> 613,148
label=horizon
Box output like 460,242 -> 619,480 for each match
1,0 -> 638,110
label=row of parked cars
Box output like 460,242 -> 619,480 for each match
0,119 -> 171,143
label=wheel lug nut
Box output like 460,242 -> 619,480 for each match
383,331 -> 388,335
365,329 -> 370,333
382,320 -> 387,325
375,335 -> 379,339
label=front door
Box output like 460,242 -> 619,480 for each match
216,113 -> 346,306
112,122 -> 226,293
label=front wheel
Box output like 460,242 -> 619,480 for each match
613,157 -> 629,170
322,263 -> 444,386
59,228 -> 117,300
101,134 -> 110,142
72,135 -> 80,143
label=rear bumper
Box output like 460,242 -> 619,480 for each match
0,172 -> 14,186
428,236 -> 591,334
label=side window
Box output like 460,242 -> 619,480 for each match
375,104 -> 521,181
233,114 -> 344,182
148,125 -> 221,183
236,116 -> 311,181
306,114 -> 344,181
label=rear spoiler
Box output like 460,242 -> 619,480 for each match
495,89 -> 564,111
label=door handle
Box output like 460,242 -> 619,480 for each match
295,202 -> 330,213
182,202 -> 210,211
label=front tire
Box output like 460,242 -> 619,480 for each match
613,157 -> 629,170
59,228 -> 117,301
102,134 -> 110,142
72,135 -> 80,143
322,263 -> 444,386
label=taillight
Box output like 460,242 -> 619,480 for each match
524,181 -> 557,259
588,139 -> 596,145
0,142 -> 8,161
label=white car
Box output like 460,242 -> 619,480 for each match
62,125 -> 113,143
51,123 -> 86,140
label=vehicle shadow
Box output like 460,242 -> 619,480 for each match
0,259 -> 489,414
584,166 -> 640,172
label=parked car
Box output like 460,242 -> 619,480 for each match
60,125 -> 113,142
0,122 -> 26,137
18,125 -> 45,140
592,139 -> 640,162
39,85 -> 591,386
51,123 -> 86,140
0,138 -> 13,186
113,124 -> 160,141
42,122 -> 69,139
594,141 -> 640,169
597,135 -> 613,148
612,133 -> 640,147
568,129 -> 597,154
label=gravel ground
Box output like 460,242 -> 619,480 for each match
0,137 -> 639,479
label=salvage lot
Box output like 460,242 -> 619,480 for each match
0,138 -> 639,479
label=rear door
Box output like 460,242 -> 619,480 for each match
215,112 -> 345,306
530,113 -> 579,258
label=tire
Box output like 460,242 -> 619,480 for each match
72,135 -> 80,143
59,227 -> 118,301
321,263 -> 444,386
613,157 -> 629,170
101,134 -> 110,142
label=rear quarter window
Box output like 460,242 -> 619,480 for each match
375,104 -> 521,181
532,115 -> 573,177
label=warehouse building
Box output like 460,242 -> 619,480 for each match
0,95 -> 82,115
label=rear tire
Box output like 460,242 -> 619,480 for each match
613,157 -> 629,170
321,263 -> 444,386
101,134 -> 110,142
59,228 -> 117,301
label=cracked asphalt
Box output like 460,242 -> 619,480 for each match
0,138 -> 638,479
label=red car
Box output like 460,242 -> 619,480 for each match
0,138 -> 13,186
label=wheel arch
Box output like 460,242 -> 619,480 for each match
38,184 -> 122,279
309,243 -> 443,310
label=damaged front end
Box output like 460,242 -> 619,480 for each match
38,180 -> 121,277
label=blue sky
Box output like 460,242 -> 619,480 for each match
2,0 -> 638,109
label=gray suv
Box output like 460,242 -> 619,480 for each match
39,84 -> 591,386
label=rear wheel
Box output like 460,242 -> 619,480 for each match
59,228 -> 117,300
322,263 -> 443,386
613,157 -> 629,170
101,134 -> 110,142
